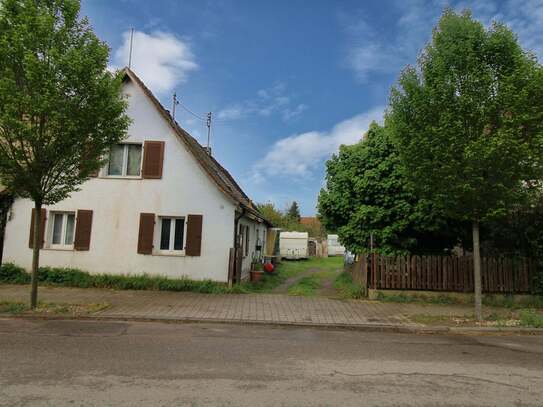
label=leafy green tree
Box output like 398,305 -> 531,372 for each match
481,191 -> 543,295
286,201 -> 301,223
0,0 -> 129,308
387,10 -> 543,319
256,202 -> 285,228
318,122 -> 463,255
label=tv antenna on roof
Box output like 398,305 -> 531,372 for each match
128,27 -> 134,69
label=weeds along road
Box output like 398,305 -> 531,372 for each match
0,318 -> 542,406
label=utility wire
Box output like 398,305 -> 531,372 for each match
177,99 -> 206,121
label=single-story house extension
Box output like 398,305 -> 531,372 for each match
2,68 -> 270,283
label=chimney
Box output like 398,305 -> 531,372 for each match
204,146 -> 212,156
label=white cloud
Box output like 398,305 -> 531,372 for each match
342,0 -> 543,82
251,106 -> 384,182
111,30 -> 198,94
282,104 -> 308,121
217,105 -> 244,120
217,82 -> 307,122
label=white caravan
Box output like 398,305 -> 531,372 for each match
279,231 -> 309,259
327,234 -> 345,256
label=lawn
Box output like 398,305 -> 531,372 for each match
243,256 -> 344,294
408,308 -> 543,328
0,300 -> 109,316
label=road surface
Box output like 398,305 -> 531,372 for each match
0,318 -> 542,406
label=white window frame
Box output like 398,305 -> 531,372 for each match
47,211 -> 76,250
104,142 -> 143,178
155,216 -> 186,255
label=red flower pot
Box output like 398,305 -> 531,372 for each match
250,270 -> 264,282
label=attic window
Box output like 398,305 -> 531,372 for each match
107,143 -> 142,177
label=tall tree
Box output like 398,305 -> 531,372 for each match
318,122 -> 464,255
286,201 -> 301,223
256,202 -> 285,228
387,10 -> 543,319
0,0 -> 129,308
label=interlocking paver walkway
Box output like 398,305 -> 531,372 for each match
0,285 -> 474,327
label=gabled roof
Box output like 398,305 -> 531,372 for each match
121,68 -> 269,225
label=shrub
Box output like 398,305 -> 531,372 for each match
0,263 -> 235,294
334,272 -> 365,299
0,263 -> 30,284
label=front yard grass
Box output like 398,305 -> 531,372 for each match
0,300 -> 110,316
0,263 -> 244,294
287,276 -> 321,296
334,272 -> 365,299
243,256 -> 344,294
408,308 -> 543,328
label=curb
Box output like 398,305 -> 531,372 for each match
1,313 -> 542,335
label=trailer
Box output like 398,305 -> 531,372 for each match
327,234 -> 346,256
279,231 -> 309,259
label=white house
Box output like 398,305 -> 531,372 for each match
2,68 -> 270,283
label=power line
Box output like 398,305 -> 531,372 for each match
177,98 -> 206,121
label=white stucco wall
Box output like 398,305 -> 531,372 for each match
2,80 -> 239,282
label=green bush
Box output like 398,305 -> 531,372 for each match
0,263 -> 30,284
334,272 -> 365,299
0,263 -> 236,294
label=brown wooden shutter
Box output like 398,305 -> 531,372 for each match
137,213 -> 155,254
28,208 -> 46,248
74,210 -> 93,251
142,141 -> 165,179
185,214 -> 203,256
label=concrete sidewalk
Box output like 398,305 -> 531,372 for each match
0,284 -> 484,331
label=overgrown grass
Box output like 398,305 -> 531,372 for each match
334,272 -> 365,299
483,295 -> 543,309
376,291 -> 458,305
0,263 -> 243,294
409,308 -> 543,328
519,309 -> 543,328
287,276 -> 321,296
0,300 -> 109,315
375,291 -> 543,308
243,256 -> 344,293
0,301 -> 27,314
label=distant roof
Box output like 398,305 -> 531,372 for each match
300,216 -> 321,227
121,68 -> 269,226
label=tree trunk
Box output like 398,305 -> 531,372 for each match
30,201 -> 42,309
472,220 -> 482,321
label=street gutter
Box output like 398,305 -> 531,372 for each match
1,313 -> 542,336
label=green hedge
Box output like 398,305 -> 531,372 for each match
0,263 -> 246,294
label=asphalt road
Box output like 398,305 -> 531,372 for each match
0,318 -> 542,406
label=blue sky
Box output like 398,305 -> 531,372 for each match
81,0 -> 543,215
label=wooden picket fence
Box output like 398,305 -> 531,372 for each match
352,254 -> 536,294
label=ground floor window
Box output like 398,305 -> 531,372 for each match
159,217 -> 185,252
50,212 -> 75,248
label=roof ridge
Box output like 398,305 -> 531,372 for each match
120,67 -> 268,224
